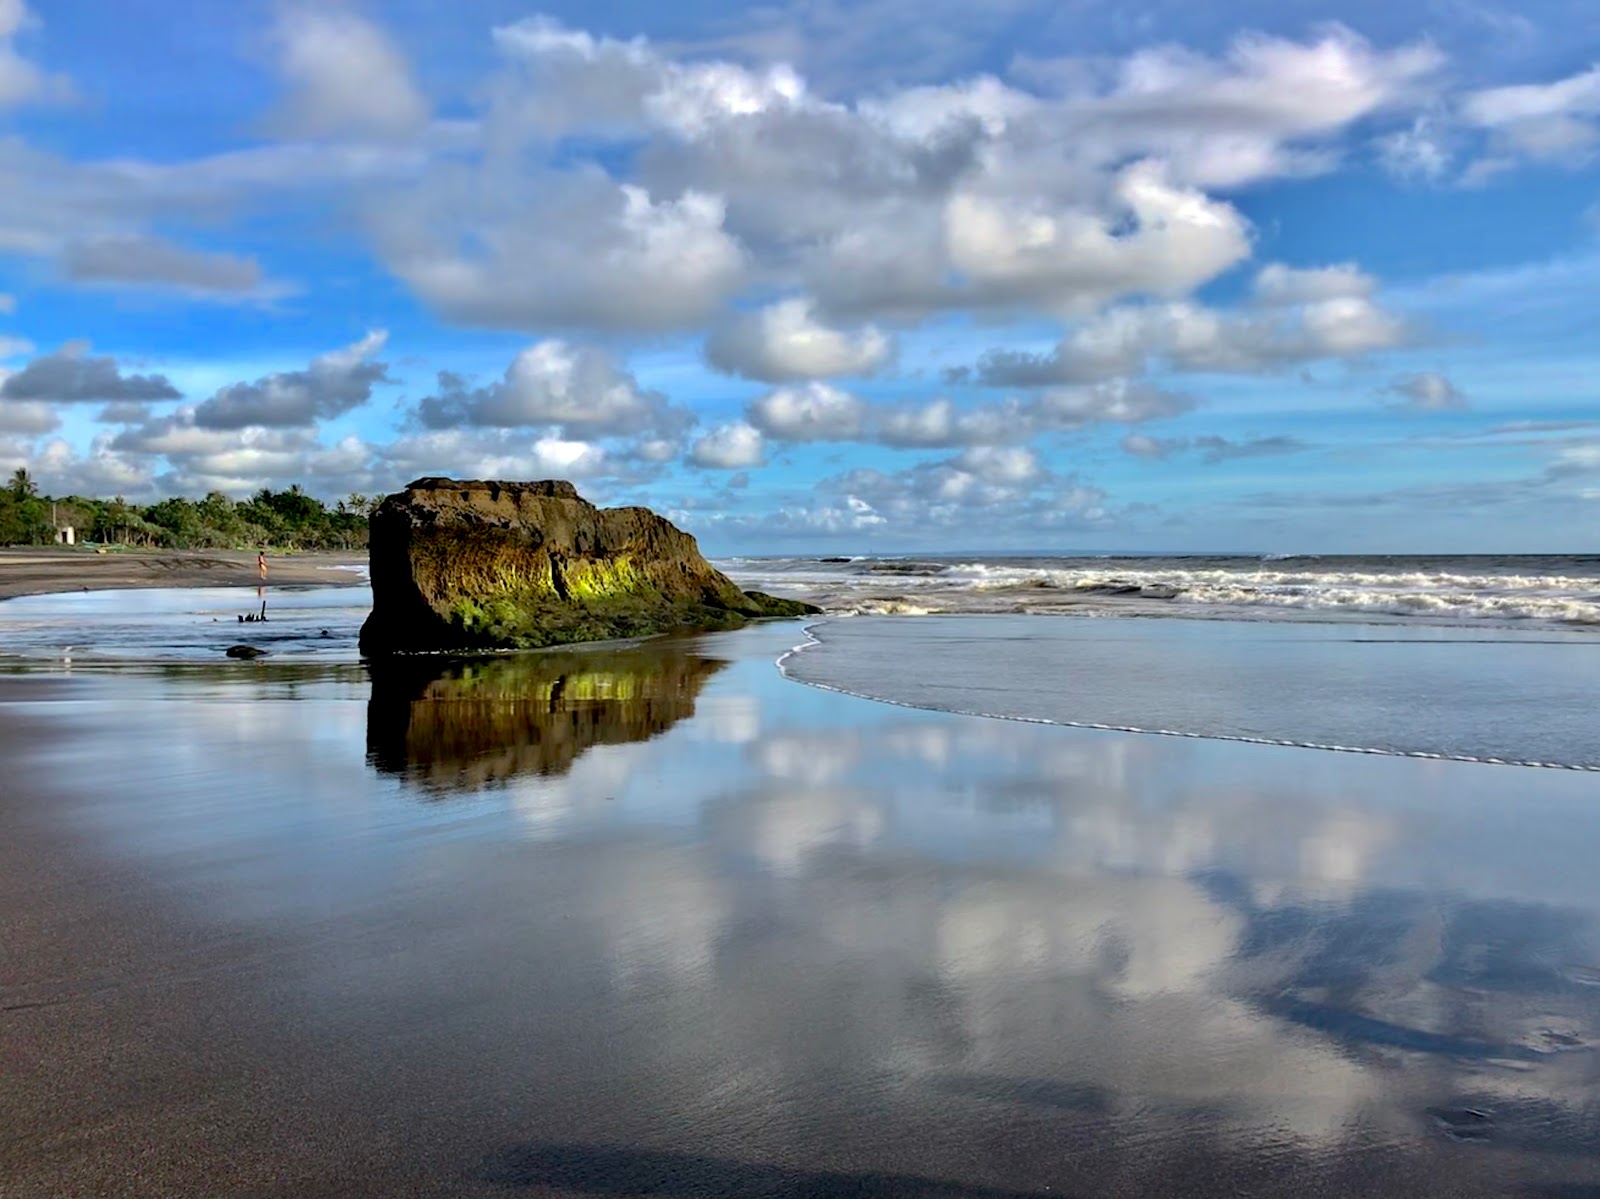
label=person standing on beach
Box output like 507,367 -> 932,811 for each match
258,550 -> 267,580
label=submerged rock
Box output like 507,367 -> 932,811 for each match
358,477 -> 820,656
225,644 -> 266,659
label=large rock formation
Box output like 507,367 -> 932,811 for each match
358,477 -> 818,656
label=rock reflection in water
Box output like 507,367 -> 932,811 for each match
366,641 -> 725,794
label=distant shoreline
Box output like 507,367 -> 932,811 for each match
0,547 -> 367,602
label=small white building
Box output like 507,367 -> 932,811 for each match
56,526 -> 75,546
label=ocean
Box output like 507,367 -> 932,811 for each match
720,551 -> 1600,628
3,560 -> 1600,1196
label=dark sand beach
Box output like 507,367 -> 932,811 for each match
0,547 -> 366,601
2,593 -> 1600,1198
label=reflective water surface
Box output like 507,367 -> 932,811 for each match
3,622 -> 1600,1197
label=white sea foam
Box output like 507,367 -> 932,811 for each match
721,555 -> 1600,631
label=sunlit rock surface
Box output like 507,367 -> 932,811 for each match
358,477 -> 817,655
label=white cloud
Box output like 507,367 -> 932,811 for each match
416,341 -> 688,439
1376,114 -> 1454,182
974,263 -> 1406,384
757,453 -> 1112,541
270,7 -> 429,140
951,444 -> 1041,484
28,436 -> 156,497
1384,371 -> 1467,411
362,21 -> 1440,334
0,397 -> 56,433
689,421 -> 765,469
0,292 -> 14,314
744,379 -> 1191,451
375,180 -> 746,333
61,236 -> 266,296
1,343 -> 182,403
191,331 -> 390,429
706,298 -> 891,381
0,0 -> 68,109
745,382 -> 867,441
873,396 -> 1030,448
944,162 -> 1252,312
1253,262 -> 1374,306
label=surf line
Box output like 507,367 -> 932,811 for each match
774,621 -> 1600,773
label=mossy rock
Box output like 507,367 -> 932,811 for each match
359,478 -> 819,656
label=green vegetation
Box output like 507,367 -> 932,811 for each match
0,475 -> 375,550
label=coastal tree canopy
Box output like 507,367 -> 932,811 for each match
0,485 -> 370,550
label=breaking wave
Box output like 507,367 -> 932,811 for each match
720,554 -> 1600,632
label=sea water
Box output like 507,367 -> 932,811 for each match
720,552 -> 1600,628
4,621 -> 1600,1196
779,615 -> 1600,769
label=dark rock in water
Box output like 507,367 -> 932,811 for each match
359,477 -> 821,656
225,645 -> 266,659
818,556 -> 852,563
740,590 -> 819,618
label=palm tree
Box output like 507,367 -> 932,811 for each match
10,467 -> 36,500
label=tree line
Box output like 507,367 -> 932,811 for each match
2,469 -> 375,550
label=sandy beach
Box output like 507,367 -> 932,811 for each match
2,601 -> 1600,1197
0,547 -> 366,602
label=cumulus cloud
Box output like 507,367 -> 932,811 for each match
1252,262 -> 1374,306
745,382 -> 868,441
191,331 -> 390,429
744,450 -> 1113,542
0,397 -> 57,433
944,163 -> 1252,312
377,429 -> 612,487
1069,29 -> 1440,165
1461,65 -> 1600,178
270,7 -> 429,139
706,298 -> 891,381
689,421 -> 765,469
96,401 -> 152,425
0,343 -> 181,403
27,436 -> 156,497
415,341 -> 689,439
360,21 -> 1439,333
0,0 -> 68,109
744,379 -> 1191,451
374,178 -> 746,333
973,263 -> 1407,385
61,236 -> 265,295
1384,371 -> 1467,411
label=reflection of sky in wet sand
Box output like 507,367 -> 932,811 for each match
5,622 -> 1600,1196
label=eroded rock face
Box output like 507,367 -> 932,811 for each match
358,477 -> 818,655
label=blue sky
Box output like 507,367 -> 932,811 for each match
0,0 -> 1597,553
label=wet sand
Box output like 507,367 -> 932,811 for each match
3,622 -> 1600,1197
0,547 -> 365,601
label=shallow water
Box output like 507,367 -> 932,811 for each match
3,619 -> 1600,1197
784,614 -> 1600,769
0,584 -> 373,661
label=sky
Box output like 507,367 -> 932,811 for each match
0,0 -> 1597,553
